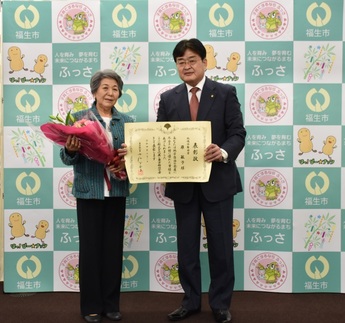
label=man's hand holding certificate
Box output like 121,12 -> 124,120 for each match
125,121 -> 212,183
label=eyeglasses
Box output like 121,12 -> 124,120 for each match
176,58 -> 200,67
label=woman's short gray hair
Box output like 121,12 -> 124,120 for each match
90,69 -> 124,98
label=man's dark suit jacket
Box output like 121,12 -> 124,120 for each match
157,77 -> 246,203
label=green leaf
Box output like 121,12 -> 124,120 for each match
56,114 -> 64,123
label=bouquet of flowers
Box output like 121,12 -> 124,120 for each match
40,110 -> 126,180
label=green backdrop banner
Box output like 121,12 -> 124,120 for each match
2,0 -> 345,294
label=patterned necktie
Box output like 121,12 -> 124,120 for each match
189,87 -> 199,121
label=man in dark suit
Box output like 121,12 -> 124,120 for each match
157,38 -> 246,323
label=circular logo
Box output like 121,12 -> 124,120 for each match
306,88 -> 330,113
122,255 -> 139,279
154,253 -> 182,291
14,4 -> 40,29
59,252 -> 79,290
209,3 -> 234,27
112,4 -> 137,28
154,183 -> 173,208
58,170 -> 76,207
249,252 -> 287,290
16,255 -> 42,279
117,88 -> 137,114
250,2 -> 288,39
57,2 -> 95,41
153,85 -> 175,115
16,172 -> 41,195
250,85 -> 288,123
154,2 -> 191,40
250,169 -> 288,207
16,89 -> 41,114
57,86 -> 93,119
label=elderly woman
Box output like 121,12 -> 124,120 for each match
60,69 -> 133,323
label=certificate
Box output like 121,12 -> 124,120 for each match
125,121 -> 212,183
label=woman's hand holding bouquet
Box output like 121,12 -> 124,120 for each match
65,134 -> 81,154
107,145 -> 127,181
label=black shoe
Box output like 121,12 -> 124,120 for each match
168,306 -> 200,321
84,314 -> 101,323
213,309 -> 232,323
104,312 -> 122,321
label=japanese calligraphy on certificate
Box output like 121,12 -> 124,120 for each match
125,121 -> 212,183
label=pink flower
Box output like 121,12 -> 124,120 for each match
40,111 -> 126,180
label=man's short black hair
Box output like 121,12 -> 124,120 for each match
172,38 -> 206,62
